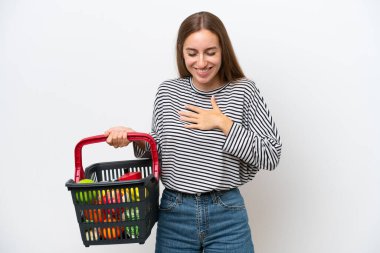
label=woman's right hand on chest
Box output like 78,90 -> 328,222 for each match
104,126 -> 136,148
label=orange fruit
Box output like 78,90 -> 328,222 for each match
101,217 -> 121,239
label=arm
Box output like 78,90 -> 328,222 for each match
134,92 -> 162,158
222,86 -> 282,171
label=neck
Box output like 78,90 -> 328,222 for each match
192,78 -> 223,92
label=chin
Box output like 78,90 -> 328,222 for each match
194,79 -> 210,86
195,74 -> 215,84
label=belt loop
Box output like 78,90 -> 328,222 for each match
176,191 -> 183,204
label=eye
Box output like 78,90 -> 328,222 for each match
185,49 -> 197,57
206,52 -> 216,56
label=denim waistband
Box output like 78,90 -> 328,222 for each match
165,187 -> 233,197
164,187 -> 236,205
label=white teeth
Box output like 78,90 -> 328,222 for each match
197,67 -> 211,72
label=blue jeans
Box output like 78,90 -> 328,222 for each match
155,188 -> 254,253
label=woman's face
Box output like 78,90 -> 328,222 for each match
183,29 -> 222,91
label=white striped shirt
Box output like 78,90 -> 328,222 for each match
135,77 -> 282,194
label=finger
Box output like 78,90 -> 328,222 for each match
180,116 -> 199,124
110,134 -> 118,148
106,134 -> 113,145
110,132 -> 118,147
117,132 -> 126,147
184,104 -> 202,113
104,127 -> 120,137
178,110 -> 199,118
184,124 -> 199,129
210,95 -> 220,110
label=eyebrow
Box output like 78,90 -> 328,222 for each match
185,47 -> 218,51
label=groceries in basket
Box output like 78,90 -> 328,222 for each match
117,171 -> 142,181
76,179 -> 95,204
65,132 -> 160,247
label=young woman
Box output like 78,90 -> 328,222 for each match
105,11 -> 282,253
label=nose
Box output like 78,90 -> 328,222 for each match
197,54 -> 207,68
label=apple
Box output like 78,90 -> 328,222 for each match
75,179 -> 98,222
79,179 -> 94,183
76,179 -> 95,204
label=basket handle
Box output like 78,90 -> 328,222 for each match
74,132 -> 160,183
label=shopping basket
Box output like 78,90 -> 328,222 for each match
65,132 -> 160,247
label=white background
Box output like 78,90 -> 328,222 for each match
1,0 -> 379,252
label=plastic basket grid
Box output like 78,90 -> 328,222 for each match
66,133 -> 159,247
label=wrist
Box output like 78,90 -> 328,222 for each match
219,114 -> 233,136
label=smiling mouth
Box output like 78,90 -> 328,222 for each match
195,67 -> 212,74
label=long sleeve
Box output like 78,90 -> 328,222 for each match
133,90 -> 162,159
222,84 -> 282,171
